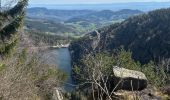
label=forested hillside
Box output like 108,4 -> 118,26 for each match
70,8 -> 170,64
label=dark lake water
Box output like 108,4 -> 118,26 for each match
43,48 -> 75,92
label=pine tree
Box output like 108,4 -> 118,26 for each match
0,0 -> 28,57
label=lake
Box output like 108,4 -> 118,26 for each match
43,48 -> 75,92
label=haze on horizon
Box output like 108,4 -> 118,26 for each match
29,0 -> 170,4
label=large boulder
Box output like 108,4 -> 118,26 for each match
112,66 -> 147,91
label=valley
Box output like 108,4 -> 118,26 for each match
25,8 -> 143,46
25,7 -> 170,99
1,0 -> 170,99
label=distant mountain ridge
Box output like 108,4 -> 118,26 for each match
65,9 -> 142,23
27,8 -> 96,21
27,8 -> 142,22
29,2 -> 170,11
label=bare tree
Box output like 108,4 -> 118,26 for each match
72,53 -> 119,100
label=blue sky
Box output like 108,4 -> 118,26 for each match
29,0 -> 170,4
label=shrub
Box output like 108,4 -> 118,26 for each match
74,48 -> 169,89
0,49 -> 67,99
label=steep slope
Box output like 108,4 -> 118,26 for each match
69,8 -> 170,64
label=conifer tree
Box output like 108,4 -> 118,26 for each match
0,0 -> 28,57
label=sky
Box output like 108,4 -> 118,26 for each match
29,0 -> 170,4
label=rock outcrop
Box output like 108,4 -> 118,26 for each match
52,88 -> 64,100
112,66 -> 147,91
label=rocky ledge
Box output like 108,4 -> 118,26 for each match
111,66 -> 147,91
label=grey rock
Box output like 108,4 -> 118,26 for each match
52,88 -> 64,100
112,66 -> 147,91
